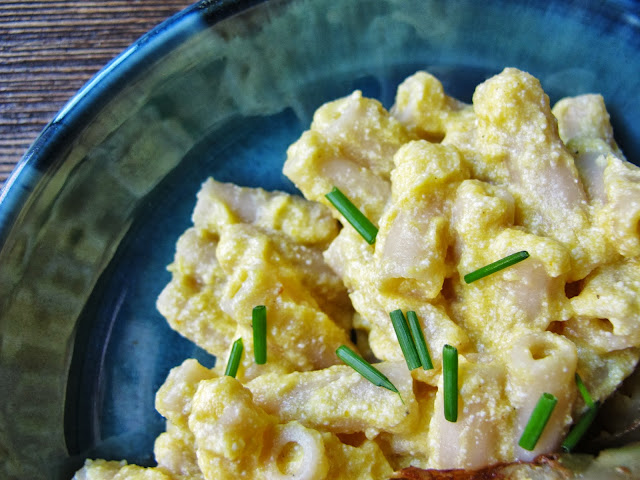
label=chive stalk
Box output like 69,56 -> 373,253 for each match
561,375 -> 598,452
443,344 -> 458,422
224,338 -> 244,378
407,311 -> 434,370
252,305 -> 267,365
336,345 -> 399,394
325,187 -> 378,245
464,251 -> 530,284
561,402 -> 599,452
575,373 -> 594,408
390,309 -> 421,370
561,402 -> 598,452
518,392 -> 558,451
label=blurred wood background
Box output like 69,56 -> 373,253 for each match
0,0 -> 194,190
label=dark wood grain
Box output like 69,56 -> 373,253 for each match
0,0 -> 194,189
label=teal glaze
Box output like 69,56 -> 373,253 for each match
0,1 -> 638,478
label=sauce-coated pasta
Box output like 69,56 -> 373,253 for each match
74,68 -> 640,479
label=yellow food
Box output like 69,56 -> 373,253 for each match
74,68 -> 640,479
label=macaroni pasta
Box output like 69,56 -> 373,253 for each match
74,68 -> 640,479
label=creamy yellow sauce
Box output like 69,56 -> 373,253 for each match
74,68 -> 640,480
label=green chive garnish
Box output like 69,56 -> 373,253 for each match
336,345 -> 399,394
463,251 -> 530,284
518,392 -> 558,451
390,309 -> 421,370
252,305 -> 267,365
443,344 -> 458,422
325,186 -> 378,244
561,402 -> 599,452
561,375 -> 598,452
224,338 -> 243,378
407,311 -> 433,370
575,373 -> 594,408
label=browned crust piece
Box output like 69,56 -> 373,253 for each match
391,455 -> 573,480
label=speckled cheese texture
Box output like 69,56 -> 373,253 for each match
74,68 -> 640,479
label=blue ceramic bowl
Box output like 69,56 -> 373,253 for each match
1,1 -> 639,478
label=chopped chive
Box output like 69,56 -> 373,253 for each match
325,186 -> 378,245
518,392 -> 558,451
224,338 -> 243,378
390,309 -> 421,370
561,402 -> 599,452
443,344 -> 458,422
463,251 -> 530,284
407,311 -> 433,370
252,305 -> 267,365
336,345 -> 399,394
575,373 -> 594,408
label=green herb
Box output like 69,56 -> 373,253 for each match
407,311 -> 433,370
561,402 -> 599,452
464,251 -> 530,284
336,345 -> 399,394
390,309 -> 421,370
518,392 -> 558,451
443,344 -> 458,422
224,338 -> 244,378
252,305 -> 267,365
575,373 -> 595,408
325,186 -> 378,245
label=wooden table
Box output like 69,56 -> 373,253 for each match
0,0 -> 194,190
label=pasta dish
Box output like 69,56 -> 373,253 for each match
73,68 -> 640,479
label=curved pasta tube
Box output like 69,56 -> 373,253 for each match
154,423 -> 202,480
374,141 -> 469,299
552,95 -> 640,259
390,71 -> 481,179
157,178 -> 346,361
284,90 -> 411,224
473,68 -> 608,280
192,177 -> 339,246
188,376 -> 392,480
247,362 -> 417,437
473,69 -> 588,216
552,95 -> 621,205
603,156 -> 640,257
390,71 -> 468,141
156,228 -> 238,359
219,222 -> 353,331
451,180 -> 571,350
285,130 -> 391,223
565,139 -> 612,204
452,180 -> 515,237
310,90 -> 412,180
268,422 -> 328,480
552,94 -> 619,153
72,459 -> 174,480
189,377 -> 273,468
563,318 -> 639,353
349,285 -> 470,367
216,224 -> 353,380
507,332 -> 577,461
426,355 -> 510,469
155,359 -> 217,429
568,257 -> 640,352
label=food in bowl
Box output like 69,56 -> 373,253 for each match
73,68 -> 640,479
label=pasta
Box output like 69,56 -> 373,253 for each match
507,333 -> 577,461
426,355 -> 508,469
246,362 -> 417,436
74,68 -> 640,479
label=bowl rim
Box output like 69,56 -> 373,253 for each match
2,0 -> 639,247
0,0 -> 267,248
